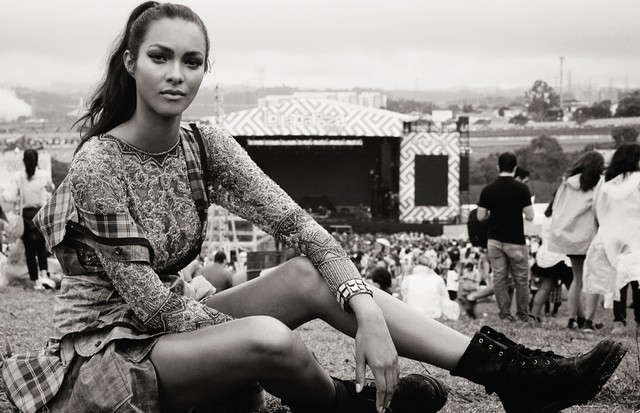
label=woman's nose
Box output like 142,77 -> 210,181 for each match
166,62 -> 184,84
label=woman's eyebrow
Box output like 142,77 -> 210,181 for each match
183,50 -> 204,58
147,44 -> 174,54
147,44 -> 204,57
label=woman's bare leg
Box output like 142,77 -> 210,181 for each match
207,257 -> 470,371
567,257 -> 586,321
583,292 -> 600,322
149,316 -> 335,412
531,277 -> 554,318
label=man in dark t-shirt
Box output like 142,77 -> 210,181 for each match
477,152 -> 534,322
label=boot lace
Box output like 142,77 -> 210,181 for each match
488,328 -> 562,361
514,344 -> 562,361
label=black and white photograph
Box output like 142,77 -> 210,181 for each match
1,1 -> 639,412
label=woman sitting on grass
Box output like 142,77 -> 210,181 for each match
1,3 -> 627,413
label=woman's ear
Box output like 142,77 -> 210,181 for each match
123,50 -> 135,76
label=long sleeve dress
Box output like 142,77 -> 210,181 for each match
2,124 -> 366,413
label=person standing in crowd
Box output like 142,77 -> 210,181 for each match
445,262 -> 459,301
514,167 -> 531,185
584,143 -> 640,335
2,4 -> 626,413
547,151 -> 604,332
460,167 -> 531,317
529,202 -> 573,323
201,250 -> 234,292
13,149 -> 55,289
476,154 -> 534,322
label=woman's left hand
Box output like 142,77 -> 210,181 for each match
349,294 -> 399,413
190,275 -> 216,301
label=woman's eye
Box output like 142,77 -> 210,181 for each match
149,54 -> 166,62
185,59 -> 203,68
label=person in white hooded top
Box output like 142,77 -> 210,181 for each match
547,151 -> 604,332
584,143 -> 640,333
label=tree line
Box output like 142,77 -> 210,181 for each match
468,129 -> 639,203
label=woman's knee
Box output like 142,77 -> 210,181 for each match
245,316 -> 307,367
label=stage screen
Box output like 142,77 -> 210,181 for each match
414,155 -> 449,206
237,137 -> 386,208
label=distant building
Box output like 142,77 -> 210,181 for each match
258,91 -> 388,109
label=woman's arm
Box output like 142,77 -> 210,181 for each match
69,139 -> 233,333
97,255 -> 233,333
201,125 -> 398,410
202,125 -> 365,304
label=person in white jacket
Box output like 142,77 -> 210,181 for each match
584,143 -> 640,334
547,151 -> 604,332
400,250 -> 459,320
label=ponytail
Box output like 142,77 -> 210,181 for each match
74,2 -> 159,154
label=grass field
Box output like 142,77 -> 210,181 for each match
1,285 -> 639,413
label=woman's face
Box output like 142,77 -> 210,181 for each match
127,18 -> 206,119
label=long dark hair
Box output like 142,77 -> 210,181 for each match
74,2 -> 211,153
566,151 -> 604,191
23,149 -> 38,181
605,143 -> 640,182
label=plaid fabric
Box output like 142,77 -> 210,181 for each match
336,278 -> 373,311
2,340 -> 66,413
33,126 -> 209,268
34,179 -> 77,252
181,125 -> 210,224
75,208 -> 146,240
549,283 -> 563,304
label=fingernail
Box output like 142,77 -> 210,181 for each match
378,406 -> 384,413
355,383 -> 362,393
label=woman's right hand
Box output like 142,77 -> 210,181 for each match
349,294 -> 399,413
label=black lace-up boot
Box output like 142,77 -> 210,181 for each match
451,326 -> 627,413
285,374 -> 447,413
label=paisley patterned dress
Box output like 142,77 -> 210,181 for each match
2,124 -> 367,413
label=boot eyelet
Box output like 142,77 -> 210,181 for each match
498,351 -> 504,356
478,338 -> 484,343
488,344 -> 493,350
533,360 -> 538,365
545,360 -> 550,365
521,361 -> 526,365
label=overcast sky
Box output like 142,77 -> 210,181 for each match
2,0 -> 640,92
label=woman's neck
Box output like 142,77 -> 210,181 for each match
110,112 -> 182,153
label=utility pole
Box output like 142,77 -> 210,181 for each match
559,56 -> 564,113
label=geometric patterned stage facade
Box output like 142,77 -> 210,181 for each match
224,98 -> 409,137
399,132 -> 460,223
223,98 -> 460,223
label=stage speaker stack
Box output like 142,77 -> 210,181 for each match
457,116 -> 470,192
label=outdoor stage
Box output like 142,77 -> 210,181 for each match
221,97 -> 462,234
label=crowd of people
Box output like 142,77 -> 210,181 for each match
321,145 -> 640,337
3,146 -> 639,334
1,147 -> 635,412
